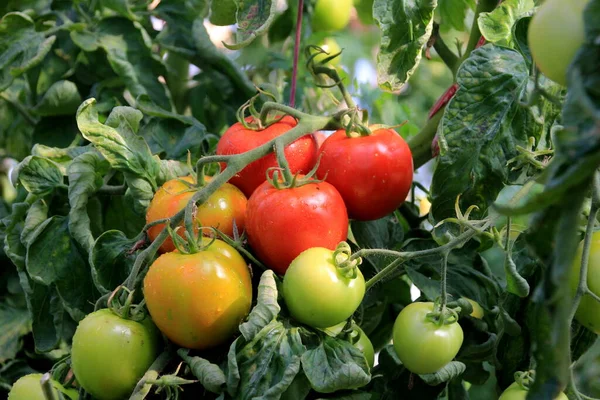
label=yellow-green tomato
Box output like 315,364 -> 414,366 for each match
465,298 -> 484,319
570,230 -> 600,333
392,302 -> 464,375
313,38 -> 342,66
283,247 -> 365,328
528,0 -> 588,85
312,0 -> 352,32
71,309 -> 161,400
498,382 -> 568,400
8,374 -> 78,400
351,325 -> 375,368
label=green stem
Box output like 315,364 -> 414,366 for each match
439,251 -> 450,311
40,374 -> 57,400
364,258 -> 404,291
259,101 -> 313,123
128,349 -> 173,400
275,141 -> 294,184
461,0 -> 498,62
407,111 -> 443,169
432,23 -> 459,75
97,184 -> 126,195
311,65 -> 356,109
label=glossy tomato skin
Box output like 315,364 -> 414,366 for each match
216,116 -> 318,197
570,231 -> 600,333
465,297 -> 484,319
146,176 -> 247,253
312,0 -> 352,32
316,128 -> 413,221
498,382 -> 568,400
71,309 -> 160,400
246,178 -> 349,274
283,247 -> 365,328
352,325 -> 375,368
392,302 -> 463,375
143,238 -> 252,349
528,0 -> 588,86
9,374 -> 78,400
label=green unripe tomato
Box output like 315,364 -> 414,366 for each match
570,230 -> 600,333
283,247 -> 365,328
8,374 -> 78,400
312,0 -> 353,32
312,38 -> 342,66
209,0 -> 237,26
392,302 -> 463,375
527,0 -> 588,85
71,309 -> 161,400
498,382 -> 568,400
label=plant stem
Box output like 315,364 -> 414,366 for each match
432,23 -> 459,75
462,0 -> 498,61
129,349 -> 173,400
407,110 -> 443,169
41,373 -> 57,400
275,141 -> 294,183
290,0 -> 304,107
439,251 -> 450,311
97,184 -> 126,195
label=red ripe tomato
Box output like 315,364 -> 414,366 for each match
216,116 -> 319,197
245,177 -> 349,274
316,127 -> 413,221
146,176 -> 247,253
143,238 -> 252,350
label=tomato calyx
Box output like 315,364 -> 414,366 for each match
513,370 -> 536,391
425,300 -> 461,327
236,90 -> 290,131
332,241 -> 363,280
306,44 -> 343,67
169,224 -> 220,255
106,285 -> 146,322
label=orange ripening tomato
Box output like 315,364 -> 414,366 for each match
143,238 -> 252,349
146,176 -> 247,253
216,116 -> 319,197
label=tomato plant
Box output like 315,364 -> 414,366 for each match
71,309 -> 160,400
283,246 -> 365,328
392,302 -> 464,375
146,176 -> 247,253
527,0 -> 588,85
316,127 -> 413,221
246,177 -> 349,274
312,38 -> 342,66
143,238 -> 252,349
312,0 -> 353,32
570,230 -> 600,333
8,374 -> 77,400
216,117 -> 318,197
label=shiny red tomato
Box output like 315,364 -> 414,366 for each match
146,176 -> 247,253
216,116 -> 318,197
143,238 -> 252,349
245,177 -> 349,274
316,127 -> 413,221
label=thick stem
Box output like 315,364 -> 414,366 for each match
462,0 -> 498,61
289,0 -> 304,107
432,23 -> 459,75
407,110 -> 443,169
275,141 -> 294,183
40,374 -> 57,400
97,184 -> 126,195
439,251 -> 450,311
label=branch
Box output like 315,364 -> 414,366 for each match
432,23 -> 459,75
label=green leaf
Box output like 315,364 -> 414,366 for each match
430,45 -> 529,222
25,216 -> 97,321
351,216 -> 404,251
419,361 -> 466,386
76,99 -> 159,189
226,320 -> 305,399
2,202 -> 29,270
374,0 -> 437,92
478,0 -> 534,46
301,335 -> 371,393
178,349 -> 226,394
239,270 -> 280,341
142,120 -> 207,161
0,12 -> 56,90
33,80 -> 82,117
103,194 -> 146,237
16,156 -> 64,197
67,151 -> 110,253
437,0 -> 475,31
0,301 -> 30,363
89,230 -> 138,294
226,0 -> 278,50
20,200 -> 48,247
98,0 -> 140,21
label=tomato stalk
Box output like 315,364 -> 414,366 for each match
129,349 -> 175,400
306,48 -> 356,110
40,373 -> 58,400
289,0 -> 304,108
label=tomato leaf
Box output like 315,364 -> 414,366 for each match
67,151 -> 110,253
226,0 -> 278,50
430,45 -> 529,222
374,0 -> 437,92
239,270 -> 281,340
90,230 -> 138,294
226,320 -> 305,399
0,12 -> 56,91
437,0 -> 475,32
0,301 -> 30,363
33,80 -> 82,117
419,361 -> 466,386
351,216 -> 404,252
15,156 -> 64,197
301,335 -> 371,393
477,0 -> 534,46
178,348 -> 226,394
